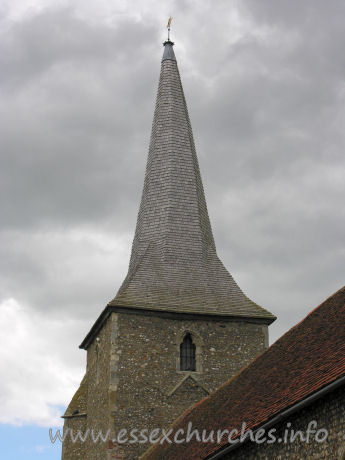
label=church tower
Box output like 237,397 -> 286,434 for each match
61,35 -> 275,460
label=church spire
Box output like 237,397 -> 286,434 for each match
109,36 -> 275,323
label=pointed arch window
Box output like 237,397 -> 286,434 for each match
180,333 -> 196,371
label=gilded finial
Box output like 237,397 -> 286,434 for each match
167,16 -> 172,41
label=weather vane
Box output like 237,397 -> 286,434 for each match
167,16 -> 172,41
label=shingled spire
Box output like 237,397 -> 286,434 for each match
109,40 -> 275,322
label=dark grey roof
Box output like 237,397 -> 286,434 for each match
109,43 -> 275,322
162,40 -> 176,61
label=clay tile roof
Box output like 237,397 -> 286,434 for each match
108,40 -> 275,322
143,285 -> 345,460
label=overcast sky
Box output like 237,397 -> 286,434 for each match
1,0 -> 345,434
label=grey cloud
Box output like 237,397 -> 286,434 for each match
1,1 -> 344,348
0,8 -> 160,231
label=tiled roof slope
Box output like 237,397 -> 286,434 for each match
143,285 -> 345,460
109,41 -> 275,322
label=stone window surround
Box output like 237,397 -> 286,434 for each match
176,329 -> 203,374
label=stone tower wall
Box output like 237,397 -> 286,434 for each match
61,415 -> 87,460
82,311 -> 268,459
84,313 -> 119,460
61,374 -> 88,460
